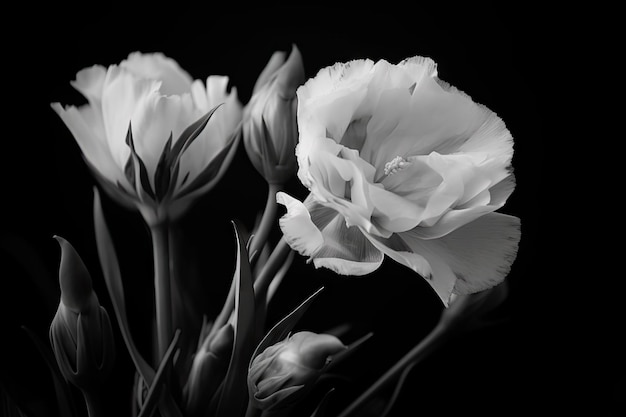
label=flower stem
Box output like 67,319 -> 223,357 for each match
150,222 -> 173,361
249,183 -> 281,267
337,323 -> 451,417
82,389 -> 105,417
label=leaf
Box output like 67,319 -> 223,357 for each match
21,326 -> 79,417
137,330 -> 182,417
215,221 -> 256,417
176,122 -> 241,200
124,122 -> 156,201
93,188 -> 155,384
251,287 -> 324,364
309,388 -> 335,417
153,133 -> 173,202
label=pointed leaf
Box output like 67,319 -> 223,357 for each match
251,287 -> 324,363
125,122 -> 156,201
137,330 -> 182,417
153,133 -> 173,201
215,221 -> 256,417
168,104 -> 223,166
176,123 -> 241,199
22,326 -> 79,417
93,188 -> 155,384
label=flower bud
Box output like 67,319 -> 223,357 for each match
243,45 -> 305,184
184,324 -> 234,415
49,236 -> 115,389
248,331 -> 346,411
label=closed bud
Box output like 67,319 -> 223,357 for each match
184,324 -> 234,415
49,236 -> 115,390
243,45 -> 305,184
247,331 -> 346,412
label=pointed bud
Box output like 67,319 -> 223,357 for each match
243,45 -> 305,185
184,324 -> 234,415
49,236 -> 115,390
248,331 -> 346,412
54,235 -> 96,313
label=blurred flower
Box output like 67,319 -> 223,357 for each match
243,45 -> 304,184
49,236 -> 115,389
248,331 -> 346,412
277,56 -> 521,305
184,324 -> 234,415
52,52 -> 242,225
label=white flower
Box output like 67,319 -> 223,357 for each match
52,52 -> 243,224
278,57 -> 520,305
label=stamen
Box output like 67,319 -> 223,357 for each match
384,156 -> 410,176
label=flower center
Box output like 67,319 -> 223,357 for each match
384,156 -> 410,176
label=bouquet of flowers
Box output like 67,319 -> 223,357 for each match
4,44 -> 520,417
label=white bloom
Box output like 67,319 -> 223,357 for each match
278,57 -> 520,305
52,52 -> 243,224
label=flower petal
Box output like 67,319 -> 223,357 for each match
71,65 -> 107,104
277,193 -> 383,275
51,103 -> 125,186
100,66 -> 161,167
121,52 -> 193,96
277,192 -> 324,257
399,212 -> 521,303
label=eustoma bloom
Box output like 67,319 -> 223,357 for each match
52,52 -> 242,225
278,57 -> 521,305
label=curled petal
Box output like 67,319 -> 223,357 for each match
277,193 -> 383,275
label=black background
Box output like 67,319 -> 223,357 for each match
0,5 -> 618,417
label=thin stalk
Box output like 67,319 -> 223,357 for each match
249,183 -> 281,268
82,390 -> 106,417
150,222 -> 173,361
337,323 -> 451,417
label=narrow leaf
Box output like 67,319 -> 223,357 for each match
215,221 -> 256,417
169,104 -> 223,166
153,133 -> 173,201
251,287 -> 324,364
137,330 -> 182,417
93,188 -> 155,384
22,326 -> 79,417
175,122 -> 241,199
125,122 -> 156,201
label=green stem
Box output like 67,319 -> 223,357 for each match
337,323 -> 451,417
150,222 -> 173,362
249,183 -> 281,267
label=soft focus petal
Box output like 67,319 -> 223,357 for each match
252,50 -> 286,94
100,66 -> 161,167
70,65 -> 107,104
121,52 -> 193,96
51,103 -> 125,185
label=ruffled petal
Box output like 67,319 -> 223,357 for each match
277,193 -> 383,275
121,52 -> 193,96
399,212 -> 521,304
